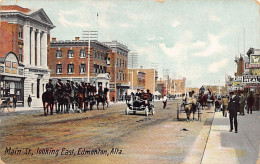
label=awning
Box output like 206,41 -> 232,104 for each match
154,91 -> 161,96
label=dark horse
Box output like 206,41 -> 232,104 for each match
95,94 -> 107,110
55,92 -> 70,113
42,91 -> 55,116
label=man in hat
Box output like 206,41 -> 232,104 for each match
239,91 -> 245,115
46,79 -> 54,93
55,79 -> 64,96
227,91 -> 240,133
136,89 -> 141,100
247,91 -> 255,114
78,82 -> 85,94
64,80 -> 72,95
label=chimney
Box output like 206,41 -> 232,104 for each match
52,38 -> 56,42
75,37 -> 80,41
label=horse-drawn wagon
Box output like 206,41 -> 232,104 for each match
177,97 -> 201,121
125,94 -> 155,116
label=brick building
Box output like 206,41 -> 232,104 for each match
49,37 -> 111,87
0,5 -> 54,106
128,69 -> 146,91
104,41 -> 130,101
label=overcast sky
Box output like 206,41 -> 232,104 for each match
2,0 -> 260,87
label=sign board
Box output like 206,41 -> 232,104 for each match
250,55 -> 260,64
234,76 -> 242,82
242,75 -> 260,83
110,84 -> 115,92
245,63 -> 260,69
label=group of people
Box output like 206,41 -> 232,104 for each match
45,79 -> 109,109
215,91 -> 255,133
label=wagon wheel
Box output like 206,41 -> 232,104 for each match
151,107 -> 155,115
125,107 -> 130,115
145,106 -> 149,116
7,101 -> 15,112
0,103 -> 4,114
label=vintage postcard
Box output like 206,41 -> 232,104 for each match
0,0 -> 260,163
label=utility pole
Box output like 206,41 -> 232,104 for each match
151,63 -> 159,97
163,69 -> 169,96
82,30 -> 98,83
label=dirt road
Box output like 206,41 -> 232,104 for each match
0,100 -> 214,164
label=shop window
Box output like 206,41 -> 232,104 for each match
80,49 -> 86,58
56,50 -> 62,58
56,64 -> 62,74
67,64 -> 74,74
68,50 -> 74,58
80,64 -> 86,74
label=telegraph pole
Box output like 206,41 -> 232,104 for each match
82,30 -> 98,83
151,63 -> 159,96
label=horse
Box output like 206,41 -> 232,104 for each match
184,97 -> 197,121
84,94 -> 95,111
42,91 -> 55,116
95,94 -> 106,110
75,92 -> 84,113
55,91 -> 70,114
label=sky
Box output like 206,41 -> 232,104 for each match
2,0 -> 260,87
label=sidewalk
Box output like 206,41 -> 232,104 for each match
201,111 -> 260,164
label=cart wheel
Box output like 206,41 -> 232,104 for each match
7,101 -> 15,112
125,107 -> 129,115
151,108 -> 155,115
145,106 -> 149,116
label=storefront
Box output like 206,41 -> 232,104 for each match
0,52 -> 25,105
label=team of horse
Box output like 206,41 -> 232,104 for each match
42,89 -> 108,116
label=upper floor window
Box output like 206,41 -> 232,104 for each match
56,50 -> 62,58
67,64 -> 74,74
80,49 -> 86,58
18,26 -> 23,39
97,52 -> 99,60
80,64 -> 86,74
56,64 -> 62,74
68,50 -> 74,58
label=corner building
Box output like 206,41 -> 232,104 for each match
0,5 -> 54,106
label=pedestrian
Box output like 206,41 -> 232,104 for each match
227,91 -> 239,133
13,95 -> 17,108
222,96 -> 228,117
163,95 -> 167,109
27,95 -> 32,107
239,91 -> 245,115
247,92 -> 255,114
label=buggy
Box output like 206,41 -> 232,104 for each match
125,94 -> 155,116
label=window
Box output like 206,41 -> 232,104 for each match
80,64 -> 86,74
56,50 -> 62,58
68,50 -> 74,58
116,58 -> 119,67
67,64 -> 74,74
94,50 -> 96,59
18,26 -> 23,39
97,52 -> 99,60
107,58 -> 110,65
120,59 -> 122,67
31,83 -> 34,94
56,64 -> 62,74
80,49 -> 86,58
19,47 -> 22,62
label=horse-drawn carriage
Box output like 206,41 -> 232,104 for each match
177,96 -> 201,121
125,93 -> 155,116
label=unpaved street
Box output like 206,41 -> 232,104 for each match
0,100 -> 214,164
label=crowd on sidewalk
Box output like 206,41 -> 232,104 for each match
214,90 -> 257,133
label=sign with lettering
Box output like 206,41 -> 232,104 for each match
250,55 -> 260,64
245,63 -> 260,69
242,75 -> 260,83
234,76 -> 242,82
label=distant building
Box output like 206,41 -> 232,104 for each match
103,41 -> 130,101
0,5 -> 54,106
128,69 -> 146,91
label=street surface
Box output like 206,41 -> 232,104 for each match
0,100 -> 214,164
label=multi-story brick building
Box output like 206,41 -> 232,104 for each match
49,37 -> 111,90
104,41 -> 130,101
173,77 -> 186,95
0,5 -> 54,106
128,69 -> 146,91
